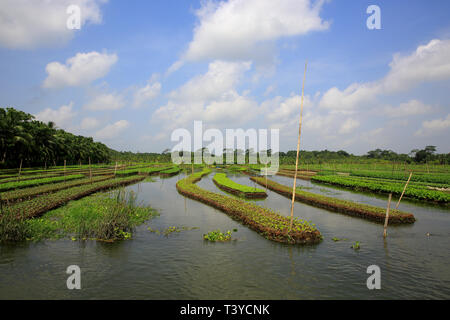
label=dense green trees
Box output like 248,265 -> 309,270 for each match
0,107 -> 111,168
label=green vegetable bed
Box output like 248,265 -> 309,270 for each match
213,173 -> 267,198
177,169 -> 322,244
251,176 -> 416,224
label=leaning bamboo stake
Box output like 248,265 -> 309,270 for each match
395,172 -> 412,210
289,61 -> 308,232
89,157 -> 92,184
17,159 -> 23,182
383,193 -> 392,238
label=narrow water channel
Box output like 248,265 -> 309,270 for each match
0,172 -> 449,299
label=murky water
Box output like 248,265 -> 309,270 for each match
0,172 -> 449,299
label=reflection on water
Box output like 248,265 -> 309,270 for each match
0,171 -> 449,299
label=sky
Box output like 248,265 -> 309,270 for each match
0,0 -> 449,155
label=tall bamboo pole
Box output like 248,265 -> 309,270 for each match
64,159 -> 66,183
395,172 -> 412,210
383,193 -> 392,238
17,159 -> 23,182
289,61 -> 308,232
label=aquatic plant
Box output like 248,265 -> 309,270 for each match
203,229 -> 232,242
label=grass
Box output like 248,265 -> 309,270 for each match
27,189 -> 157,241
176,169 -> 322,244
5,175 -> 146,219
213,173 -> 267,198
250,176 -> 416,224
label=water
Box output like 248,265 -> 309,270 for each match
0,172 -> 449,299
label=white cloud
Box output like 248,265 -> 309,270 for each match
43,51 -> 118,89
415,114 -> 450,137
35,102 -> 76,128
154,60 -> 258,129
84,92 -> 125,111
80,117 -> 100,130
133,75 -> 161,108
94,120 -> 130,140
383,100 -> 433,118
181,0 -> 328,64
0,0 -> 106,49
339,118 -> 360,134
319,39 -> 450,114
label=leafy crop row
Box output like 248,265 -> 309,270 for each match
311,175 -> 449,203
251,176 -> 416,224
213,173 -> 267,198
176,169 -> 322,244
4,176 -> 145,219
0,174 -> 85,193
349,170 -> 450,185
1,176 -> 112,203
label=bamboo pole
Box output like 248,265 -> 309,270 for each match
64,160 -> 66,183
395,172 -> 412,210
383,193 -> 392,238
289,61 -> 308,232
114,161 -> 118,178
17,159 -> 23,182
89,157 -> 92,184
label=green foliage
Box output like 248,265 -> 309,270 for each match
0,207 -> 30,243
203,229 -> 232,242
177,169 -> 321,244
213,173 -> 266,196
311,175 -> 449,203
349,170 -> 450,185
5,176 -> 146,219
0,107 -> 111,169
25,190 -> 158,241
0,174 -> 85,192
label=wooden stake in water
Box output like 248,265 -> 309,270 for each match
89,157 -> 92,183
289,61 -> 308,232
383,193 -> 392,238
17,159 -> 23,182
395,172 -> 412,210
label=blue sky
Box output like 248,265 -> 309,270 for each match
1,0 -> 449,155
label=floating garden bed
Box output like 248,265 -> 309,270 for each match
213,173 -> 267,198
4,176 -> 145,219
250,176 -> 416,224
176,169 -> 322,245
310,175 -> 449,203
0,174 -> 85,193
0,175 -> 113,204
160,167 -> 181,177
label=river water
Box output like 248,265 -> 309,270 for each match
0,171 -> 449,299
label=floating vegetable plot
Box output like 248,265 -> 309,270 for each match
250,176 -> 416,224
0,175 -> 113,203
159,167 -> 181,177
310,175 -> 449,203
213,173 -> 267,198
0,174 -> 85,193
6,176 -> 145,219
176,169 -> 322,245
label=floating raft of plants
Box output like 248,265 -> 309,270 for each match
276,169 -> 317,180
159,167 -> 181,177
213,173 -> 267,198
176,169 -> 322,244
250,176 -> 416,224
0,175 -> 113,204
310,175 -> 449,203
5,176 -> 145,219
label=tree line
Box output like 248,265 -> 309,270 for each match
0,107 -> 111,169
